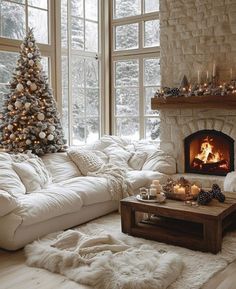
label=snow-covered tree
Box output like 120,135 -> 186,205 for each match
0,29 -> 66,155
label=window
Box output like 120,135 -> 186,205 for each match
61,0 -> 101,145
0,0 -> 53,108
112,0 -> 160,140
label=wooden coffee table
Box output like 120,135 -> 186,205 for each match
120,192 -> 236,254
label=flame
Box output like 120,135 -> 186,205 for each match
195,137 -> 222,163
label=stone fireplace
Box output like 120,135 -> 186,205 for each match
158,108 -> 236,177
184,129 -> 234,176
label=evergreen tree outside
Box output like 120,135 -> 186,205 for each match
0,29 -> 66,155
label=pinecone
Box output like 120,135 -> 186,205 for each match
197,190 -> 213,205
212,183 -> 221,197
211,183 -> 225,202
169,88 -> 180,97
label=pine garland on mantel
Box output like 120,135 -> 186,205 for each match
0,29 -> 66,155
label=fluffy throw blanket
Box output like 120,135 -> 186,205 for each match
88,163 -> 132,200
25,230 -> 184,289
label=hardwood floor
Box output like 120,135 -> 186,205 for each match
1,248 -> 236,289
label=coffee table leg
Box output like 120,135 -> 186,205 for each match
204,220 -> 222,254
120,204 -> 135,234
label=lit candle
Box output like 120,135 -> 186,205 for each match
152,180 -> 160,186
177,187 -> 185,194
173,184 -> 180,194
213,63 -> 216,78
149,185 -> 157,197
197,70 -> 200,84
191,184 -> 200,196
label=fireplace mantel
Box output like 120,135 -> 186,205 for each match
151,94 -> 236,110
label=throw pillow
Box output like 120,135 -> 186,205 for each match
103,144 -> 133,170
68,149 -> 105,175
12,156 -> 52,193
0,190 -> 18,217
128,152 -> 147,170
224,172 -> 236,192
142,150 -> 176,174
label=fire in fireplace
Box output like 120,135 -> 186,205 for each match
185,130 -> 234,176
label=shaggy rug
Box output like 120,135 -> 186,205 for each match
25,213 -> 236,289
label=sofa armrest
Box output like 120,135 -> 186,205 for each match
0,190 -> 19,217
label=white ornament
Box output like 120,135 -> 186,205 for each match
24,102 -> 31,109
16,71 -> 21,76
28,42 -> 33,48
29,60 -> 34,66
36,62 -> 43,69
27,80 -> 31,86
16,83 -> 24,92
47,134 -> 54,141
10,133 -> 16,140
8,105 -> 13,111
26,139 -> 32,145
27,53 -> 33,58
30,83 -> 37,91
39,132 -> 46,139
20,43 -> 25,50
15,101 -> 22,108
7,124 -> 13,131
49,125 -> 55,132
37,113 -> 45,121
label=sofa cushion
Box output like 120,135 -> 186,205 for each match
14,184 -> 83,226
0,153 -> 26,196
224,172 -> 236,192
85,135 -> 131,151
12,157 -> 52,193
68,149 -> 104,175
103,144 -> 133,170
128,152 -> 147,170
59,176 -> 112,206
126,170 -> 168,192
41,152 -> 82,183
0,190 -> 19,217
142,150 -> 176,174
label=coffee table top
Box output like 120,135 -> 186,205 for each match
121,192 -> 236,220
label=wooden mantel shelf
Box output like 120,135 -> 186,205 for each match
151,94 -> 236,110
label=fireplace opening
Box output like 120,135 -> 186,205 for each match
184,130 -> 234,176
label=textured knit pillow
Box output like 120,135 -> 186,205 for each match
128,152 -> 147,170
67,149 -> 104,175
12,156 -> 52,193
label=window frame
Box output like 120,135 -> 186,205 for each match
0,0 -> 56,97
111,0 -> 160,139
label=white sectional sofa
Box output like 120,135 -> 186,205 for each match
0,135 -> 175,250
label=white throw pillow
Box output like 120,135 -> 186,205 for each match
103,144 -> 133,170
68,149 -> 104,175
0,153 -> 26,196
142,150 -> 176,174
128,152 -> 147,170
224,172 -> 236,192
12,157 -> 52,193
41,152 -> 82,183
0,190 -> 18,217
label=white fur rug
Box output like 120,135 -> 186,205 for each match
25,213 -> 236,289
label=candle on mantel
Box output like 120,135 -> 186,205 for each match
191,184 -> 200,196
206,70 -> 209,81
213,63 -> 216,78
197,70 -> 200,84
230,68 -> 233,80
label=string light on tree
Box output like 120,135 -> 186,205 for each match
0,28 -> 66,155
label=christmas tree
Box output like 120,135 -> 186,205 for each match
0,29 -> 66,155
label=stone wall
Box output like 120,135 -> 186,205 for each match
160,0 -> 236,87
